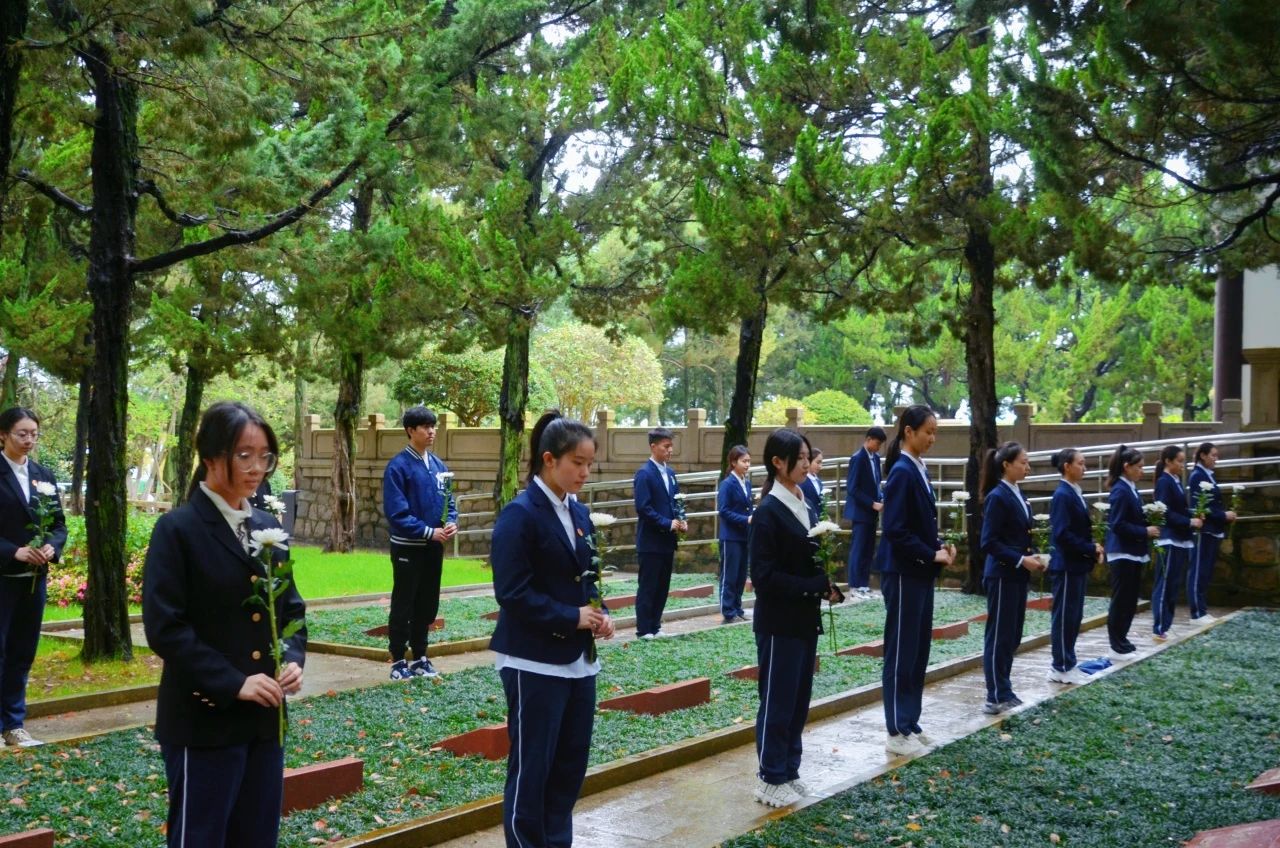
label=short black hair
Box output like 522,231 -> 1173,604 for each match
0,407 -> 39,434
648,427 -> 674,445
402,406 -> 438,432
865,426 -> 887,442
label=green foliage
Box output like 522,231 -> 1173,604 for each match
801,389 -> 873,425
390,347 -> 556,427
754,396 -> 805,426
46,513 -> 157,608
533,322 -> 665,422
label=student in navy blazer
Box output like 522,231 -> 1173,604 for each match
490,413 -> 613,848
632,427 -> 686,637
979,442 -> 1046,714
843,427 -> 886,594
1104,445 -> 1160,661
1046,449 -> 1102,685
1187,443 -> 1236,623
717,445 -> 754,623
143,402 -> 306,848
0,408 -> 67,748
749,429 -> 842,809
878,406 -> 954,757
799,446 -> 825,523
1150,446 -> 1201,640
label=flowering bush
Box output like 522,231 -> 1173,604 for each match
44,513 -> 157,608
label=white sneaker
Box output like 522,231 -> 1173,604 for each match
885,734 -> 924,756
788,778 -> 811,796
755,778 -> 802,807
1193,614 -> 1217,625
1109,650 -> 1139,663
1065,668 -> 1091,684
1047,668 -> 1072,683
2,728 -> 41,748
913,732 -> 936,748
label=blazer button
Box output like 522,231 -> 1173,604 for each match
251,612 -> 262,623
251,650 -> 262,660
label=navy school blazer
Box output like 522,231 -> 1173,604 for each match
0,457 -> 68,575
1105,480 -> 1150,560
877,455 -> 943,580
1188,465 -> 1228,536
634,460 -> 679,554
1154,472 -> 1194,544
980,482 -> 1034,583
489,483 -> 608,666
843,447 -> 882,524
716,473 -> 753,543
748,494 -> 830,639
1049,480 -> 1096,575
142,488 -> 307,747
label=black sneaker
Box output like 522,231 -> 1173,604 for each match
410,657 -> 440,679
389,659 -> 412,681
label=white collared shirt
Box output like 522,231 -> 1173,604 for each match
532,476 -> 576,549
3,452 -> 29,503
902,451 -> 933,499
768,482 -> 813,530
733,470 -> 749,498
650,457 -> 670,493
199,482 -> 254,552
494,476 -> 600,679
1001,479 -> 1030,520
1067,480 -> 1088,510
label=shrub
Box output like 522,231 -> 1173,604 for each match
46,512 -> 157,608
801,389 -> 873,424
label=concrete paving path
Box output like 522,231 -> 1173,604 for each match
434,606 -> 1233,848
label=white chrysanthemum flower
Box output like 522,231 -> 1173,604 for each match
1198,481 -> 1214,492
263,495 -> 286,515
1231,485 -> 1244,493
33,481 -> 57,498
436,471 -> 455,483
1092,502 -> 1110,512
1033,513 -> 1050,523
951,490 -> 970,502
248,527 -> 290,553
1143,502 -> 1168,515
673,492 -> 686,501
808,520 -> 842,538
589,512 -> 618,528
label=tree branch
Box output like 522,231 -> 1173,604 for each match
14,170 -> 92,218
136,180 -> 210,227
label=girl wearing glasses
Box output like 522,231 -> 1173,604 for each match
0,407 -> 66,748
143,401 -> 306,848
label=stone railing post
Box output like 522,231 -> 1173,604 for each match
685,408 -> 706,466
1141,401 -> 1163,442
595,408 -> 614,465
1221,398 -> 1243,434
435,412 -> 451,462
785,406 -> 805,431
300,414 -> 321,460
1013,402 -> 1034,448
361,414 -> 385,460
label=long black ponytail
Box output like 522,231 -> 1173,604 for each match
979,441 -> 1025,500
527,410 -> 596,485
1153,444 -> 1183,478
1106,445 -> 1144,488
884,405 -> 936,474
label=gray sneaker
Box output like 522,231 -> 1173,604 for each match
2,728 -> 42,747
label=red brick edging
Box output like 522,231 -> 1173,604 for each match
599,678 -> 711,715
0,829 -> 54,847
282,757 -> 364,814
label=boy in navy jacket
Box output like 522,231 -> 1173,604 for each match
633,428 -> 686,638
843,427 -> 886,596
382,406 -> 457,679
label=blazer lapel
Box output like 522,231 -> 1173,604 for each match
530,484 -> 577,559
0,461 -> 35,520
194,490 -> 259,571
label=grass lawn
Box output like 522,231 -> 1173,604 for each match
306,573 -> 721,647
289,546 -> 492,597
27,637 -> 161,701
0,592 -> 1107,846
726,609 -> 1280,848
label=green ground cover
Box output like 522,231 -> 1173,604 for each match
726,610 -> 1280,848
27,638 -> 161,701
0,592 -> 1107,846
306,573 -> 722,647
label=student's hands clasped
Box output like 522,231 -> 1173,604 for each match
432,522 -> 459,542
669,519 -> 687,533
237,662 -> 304,707
934,544 -> 956,567
577,605 -> 614,639
1021,554 -> 1048,573
14,545 -> 54,566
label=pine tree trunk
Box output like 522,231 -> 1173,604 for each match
962,229 -> 999,595
171,360 -> 204,508
0,352 -> 18,408
294,336 -> 309,490
494,315 -> 531,509
70,365 -> 90,515
328,350 -> 361,553
81,41 -> 140,662
721,296 -> 768,474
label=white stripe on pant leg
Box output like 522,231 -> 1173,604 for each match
510,671 -> 526,848
987,580 -> 1002,697
1190,539 -> 1201,616
891,578 -> 902,734
1153,551 -> 1165,631
758,636 -> 774,774
1052,575 -> 1061,671
179,747 -> 188,847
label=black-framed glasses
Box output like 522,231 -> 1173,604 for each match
8,430 -> 38,441
232,451 -> 277,473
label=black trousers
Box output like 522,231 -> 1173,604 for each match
0,575 -> 44,731
1107,559 -> 1143,652
755,631 -> 818,785
982,576 -> 1028,704
881,571 -> 935,737
388,540 -> 444,661
500,667 -> 596,848
635,551 -> 674,636
1050,572 -> 1088,672
161,739 -> 284,848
